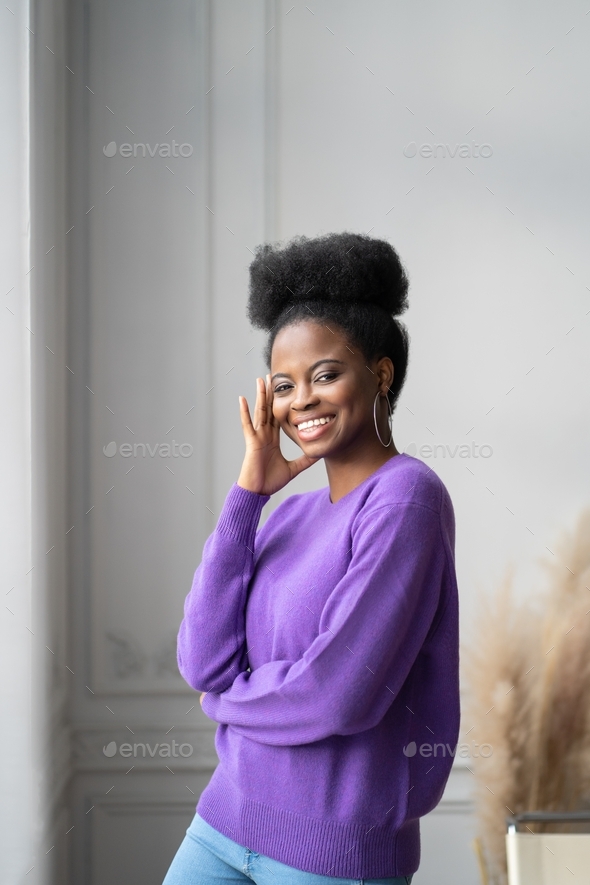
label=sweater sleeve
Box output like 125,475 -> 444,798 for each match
200,499 -> 448,745
176,482 -> 270,694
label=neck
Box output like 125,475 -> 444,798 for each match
324,441 -> 400,504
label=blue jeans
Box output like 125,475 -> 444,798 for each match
162,813 -> 414,885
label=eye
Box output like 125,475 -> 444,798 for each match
273,373 -> 338,394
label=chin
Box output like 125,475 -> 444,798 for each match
298,440 -> 335,457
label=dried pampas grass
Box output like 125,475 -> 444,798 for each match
463,510 -> 590,885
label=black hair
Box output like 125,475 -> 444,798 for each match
246,231 -> 410,411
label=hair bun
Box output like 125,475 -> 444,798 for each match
247,231 -> 409,331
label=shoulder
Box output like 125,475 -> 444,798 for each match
371,454 -> 449,509
355,455 -> 456,549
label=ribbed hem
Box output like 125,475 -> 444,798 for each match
215,482 -> 270,549
196,769 -> 420,879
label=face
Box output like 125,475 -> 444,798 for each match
270,320 -> 394,458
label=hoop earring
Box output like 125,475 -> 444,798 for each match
373,391 -> 393,448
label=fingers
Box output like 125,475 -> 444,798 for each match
241,376 -> 276,436
238,394 -> 254,437
253,376 -> 269,427
265,373 -> 277,427
239,378 -> 266,436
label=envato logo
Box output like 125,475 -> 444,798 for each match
103,740 -> 193,758
403,741 -> 493,759
403,141 -> 493,159
103,441 -> 193,458
103,141 -> 194,158
404,442 -> 493,459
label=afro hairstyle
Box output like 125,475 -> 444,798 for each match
246,231 -> 410,411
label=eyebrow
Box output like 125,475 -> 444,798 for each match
271,359 -> 346,382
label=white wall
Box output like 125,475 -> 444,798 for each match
0,2 -> 35,880
264,0 -> 590,634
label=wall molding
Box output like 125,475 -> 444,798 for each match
87,793 -> 198,815
67,0 -> 213,698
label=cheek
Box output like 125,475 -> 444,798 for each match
273,404 -> 290,428
336,388 -> 365,415
331,380 -> 363,408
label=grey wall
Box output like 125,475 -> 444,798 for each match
67,1 -> 217,882
2,1 -> 588,883
1,0 -> 71,882
66,2 -> 483,880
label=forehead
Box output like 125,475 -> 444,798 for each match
271,320 -> 351,369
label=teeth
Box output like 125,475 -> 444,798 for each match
298,416 -> 334,431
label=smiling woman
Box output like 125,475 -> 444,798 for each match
236,232 -> 411,503
165,232 -> 460,885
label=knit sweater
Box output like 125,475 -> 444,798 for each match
177,453 -> 460,879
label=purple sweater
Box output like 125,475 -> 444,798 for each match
177,453 -> 460,879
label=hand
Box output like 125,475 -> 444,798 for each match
237,374 -> 321,496
199,691 -> 207,707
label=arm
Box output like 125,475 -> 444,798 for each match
201,500 -> 448,745
176,482 -> 270,693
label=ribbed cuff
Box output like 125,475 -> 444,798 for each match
216,482 -> 270,548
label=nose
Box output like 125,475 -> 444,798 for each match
289,384 -> 320,412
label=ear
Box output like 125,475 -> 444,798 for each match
376,356 -> 394,392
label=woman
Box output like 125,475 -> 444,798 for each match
163,232 -> 460,885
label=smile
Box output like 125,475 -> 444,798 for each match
295,415 -> 335,439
